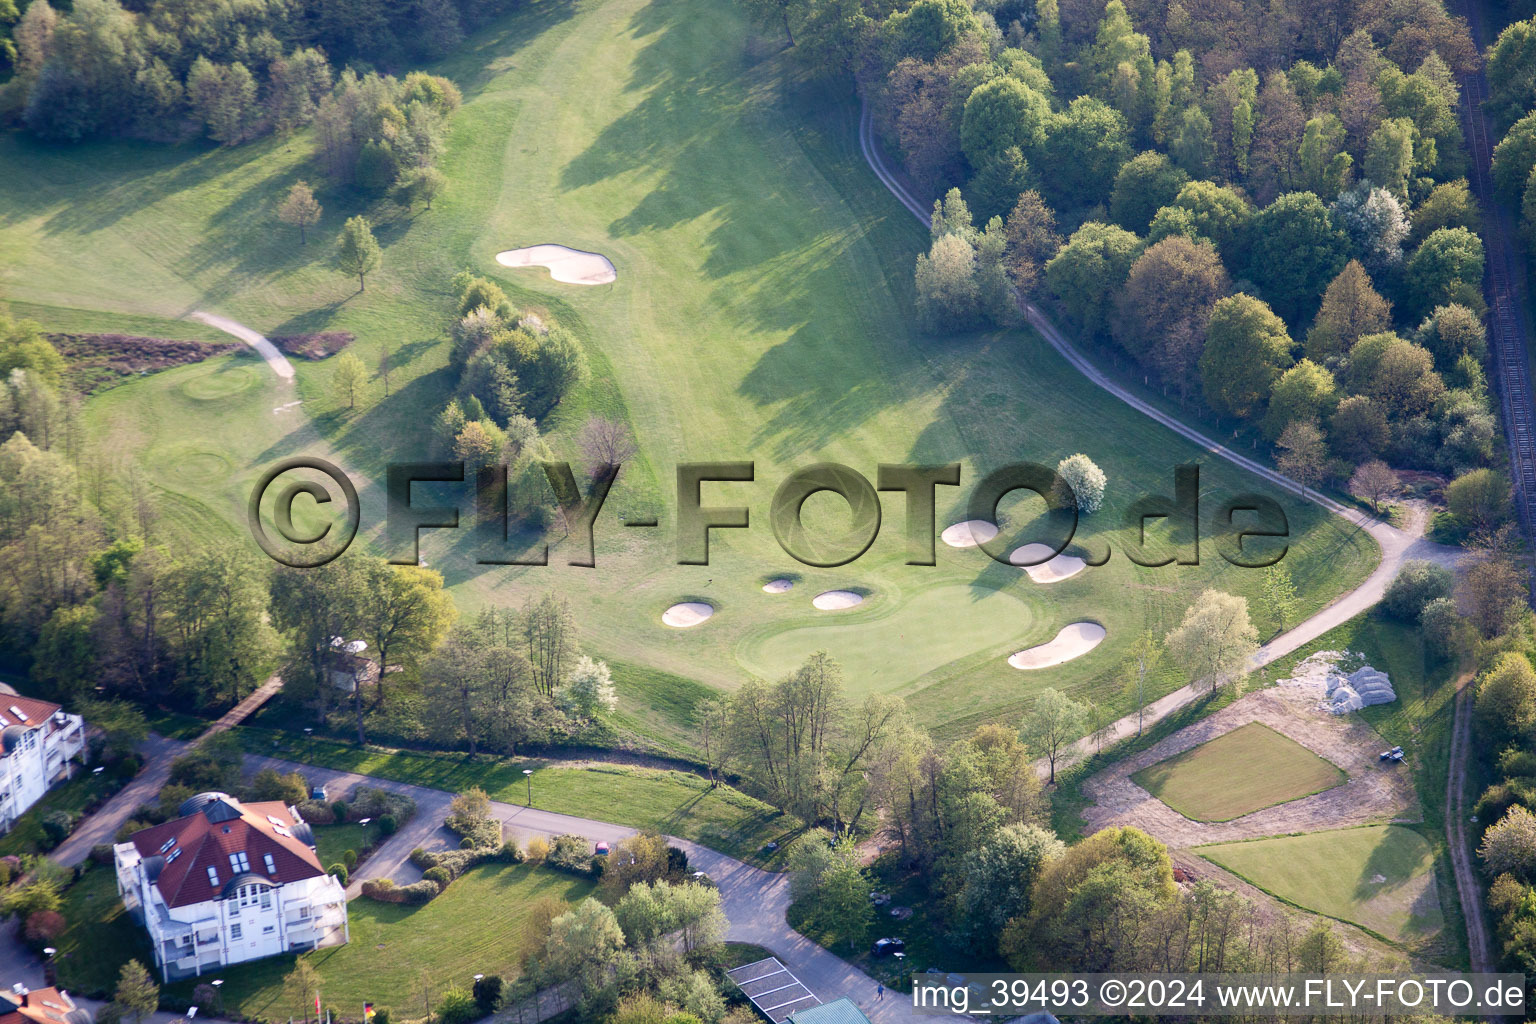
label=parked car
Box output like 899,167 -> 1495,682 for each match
871,937 -> 906,957
595,841 -> 611,855
310,782 -> 327,800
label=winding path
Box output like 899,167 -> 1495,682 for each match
188,311 -> 296,380
859,100 -> 1467,765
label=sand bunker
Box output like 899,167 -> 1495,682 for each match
812,590 -> 864,611
1009,622 -> 1106,670
941,520 -> 999,548
495,244 -> 616,285
763,579 -> 794,594
662,602 -> 714,628
1008,543 -> 1087,583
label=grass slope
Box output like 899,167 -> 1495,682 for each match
1200,825 -> 1444,945
237,727 -> 799,864
1132,721 -> 1345,822
0,0 -> 1376,743
160,862 -> 595,1020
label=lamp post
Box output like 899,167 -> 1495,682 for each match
211,979 -> 224,1014
304,727 -> 314,762
892,952 -> 906,989
41,947 -> 55,987
522,769 -> 532,807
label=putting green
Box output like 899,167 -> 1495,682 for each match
180,363 -> 257,400
1133,722 -> 1345,821
737,583 -> 1035,691
1200,825 -> 1443,944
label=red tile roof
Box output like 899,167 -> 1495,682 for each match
127,798 -> 324,908
0,697 -> 63,732
0,987 -> 83,1024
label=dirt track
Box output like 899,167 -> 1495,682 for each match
1082,685 -> 1419,846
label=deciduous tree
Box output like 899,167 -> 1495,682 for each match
1021,687 -> 1086,784
277,180 -> 322,245
1199,294 -> 1292,419
1165,590 -> 1258,692
336,215 -> 381,291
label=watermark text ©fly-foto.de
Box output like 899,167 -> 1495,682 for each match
247,458 -> 1291,570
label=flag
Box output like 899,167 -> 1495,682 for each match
315,993 -> 321,1019
364,1004 -> 374,1022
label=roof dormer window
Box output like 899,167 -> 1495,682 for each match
207,866 -> 219,887
229,851 -> 250,873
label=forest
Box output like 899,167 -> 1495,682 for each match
745,0 -> 1510,524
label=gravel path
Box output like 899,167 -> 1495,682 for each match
188,311 -> 296,379
1081,685 -> 1418,846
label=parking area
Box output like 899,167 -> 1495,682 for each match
726,957 -> 820,1021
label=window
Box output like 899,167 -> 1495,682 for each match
263,853 -> 276,875
260,891 -> 271,909
229,851 -> 250,873
230,924 -> 242,940
298,906 -> 309,919
263,925 -> 275,934
206,866 -> 219,887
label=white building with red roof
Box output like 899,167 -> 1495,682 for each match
113,792 -> 348,981
0,686 -> 86,832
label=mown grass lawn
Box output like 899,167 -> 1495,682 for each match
1131,722 -> 1345,822
0,0 -> 1377,751
54,865 -> 156,998
148,862 -> 594,1022
1199,825 -> 1444,946
236,727 -> 800,865
312,822 -> 385,869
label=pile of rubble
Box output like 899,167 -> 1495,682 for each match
1277,651 -> 1397,714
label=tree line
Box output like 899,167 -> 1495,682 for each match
2,0 -> 505,146
742,0 -> 1506,512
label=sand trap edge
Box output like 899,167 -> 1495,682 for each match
1008,621 -> 1107,669
662,602 -> 714,628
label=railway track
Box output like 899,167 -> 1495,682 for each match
1454,10 -> 1536,592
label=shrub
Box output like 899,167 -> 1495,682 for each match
423,866 -> 452,891
297,799 -> 336,825
547,834 -> 593,874
39,810 -> 74,850
378,814 -> 398,836
332,800 -> 350,822
436,987 -> 480,1024
1055,454 -> 1108,514
361,878 -> 439,904
460,837 -> 476,850
249,768 -> 309,805
525,837 -> 549,865
24,910 -> 65,945
89,845 -> 114,866
350,787 -> 415,823
342,849 -> 358,871
374,1010 -> 390,1024
192,984 -> 220,1016
115,819 -> 153,844
473,975 -> 504,1014
1419,597 -> 1463,657
499,840 -> 524,863
1383,560 -> 1454,620
455,815 -> 501,848
328,863 -> 348,885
